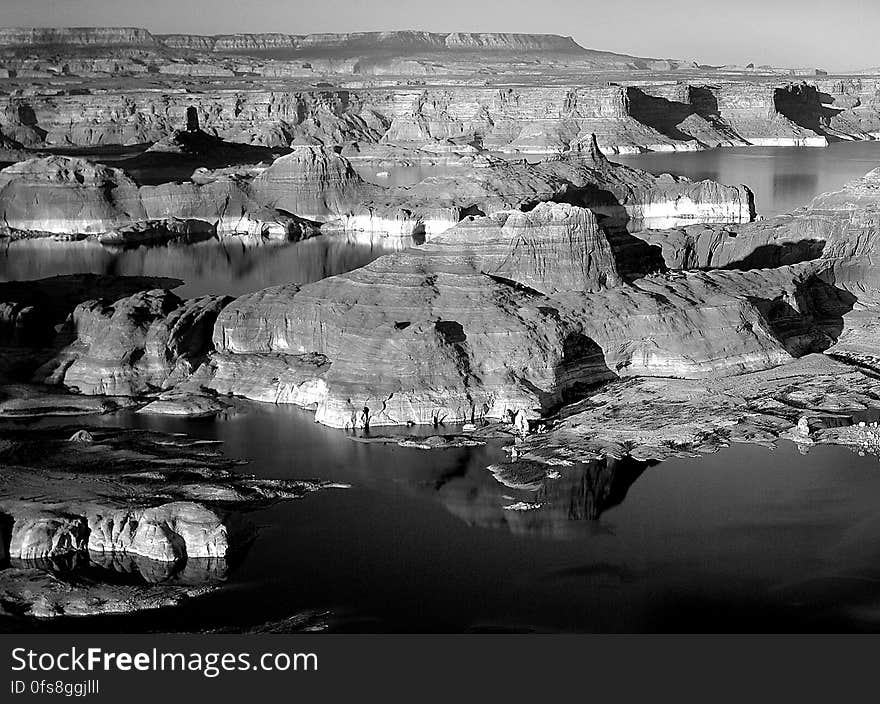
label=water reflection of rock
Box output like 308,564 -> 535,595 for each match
87,553 -> 229,585
427,454 -> 650,539
0,235 -> 407,299
10,553 -> 228,586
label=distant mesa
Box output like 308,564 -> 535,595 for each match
0,26 -> 685,66
0,27 -> 584,53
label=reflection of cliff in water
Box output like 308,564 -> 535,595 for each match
0,236 -> 405,298
427,455 -> 649,539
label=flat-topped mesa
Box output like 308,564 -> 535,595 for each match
155,30 -> 586,54
0,27 -> 584,54
0,27 -> 159,48
159,33 -> 299,53
442,32 -> 583,52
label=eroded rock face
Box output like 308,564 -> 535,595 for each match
0,155 -> 314,241
413,202 -> 621,294
39,290 -> 231,395
5,502 -> 227,562
4,76 -> 870,154
206,202 -> 831,428
634,166 -> 880,272
0,156 -> 145,233
249,145 -> 373,221
8,512 -> 89,560
0,141 -> 752,242
88,502 -> 229,561
339,140 -> 754,240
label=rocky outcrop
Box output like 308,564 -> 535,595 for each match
2,79 -> 869,154
431,203 -> 621,294
0,566 -> 213,619
38,289 -> 231,396
500,352 -> 880,468
204,201 -> 827,428
5,502 -> 226,562
86,502 -> 229,561
0,27 -> 159,48
339,141 -> 754,239
8,511 -> 89,560
249,145 -> 372,221
0,424 -> 342,617
0,155 -> 314,240
635,167 -> 880,271
0,144 -> 753,241
0,157 -> 145,234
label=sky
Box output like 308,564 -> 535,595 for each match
2,0 -> 878,71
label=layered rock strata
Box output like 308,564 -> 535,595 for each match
37,289 -> 231,396
0,143 -> 753,242
202,201 -> 827,427
2,79 -> 873,154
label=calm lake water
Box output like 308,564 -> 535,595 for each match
6,143 -> 880,632
0,236 -> 400,298
11,404 -> 880,633
615,141 -> 880,217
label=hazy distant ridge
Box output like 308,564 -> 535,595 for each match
0,27 -> 587,53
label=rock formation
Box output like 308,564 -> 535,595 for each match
0,155 -> 314,241
249,145 -> 372,221
0,142 -> 753,243
0,424 -> 342,617
0,157 -> 145,234
38,289 -> 231,396
2,76 -> 874,154
202,203 -> 826,427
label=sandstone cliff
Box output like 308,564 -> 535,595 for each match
200,199 -> 820,428
2,80 -> 864,154
38,289 -> 231,396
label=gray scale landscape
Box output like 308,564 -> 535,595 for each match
2,27 -> 880,629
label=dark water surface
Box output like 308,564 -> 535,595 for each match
0,236 -> 400,298
10,404 -> 880,633
615,141 -> 880,217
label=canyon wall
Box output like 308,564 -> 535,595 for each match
1,81 -> 872,154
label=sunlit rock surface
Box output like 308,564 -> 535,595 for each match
205,203 -> 825,427
38,289 -> 231,395
0,157 -> 145,234
0,140 -> 753,242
